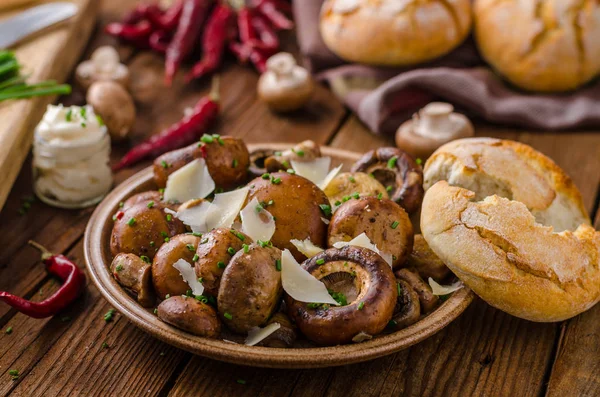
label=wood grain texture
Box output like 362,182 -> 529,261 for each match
0,0 -> 98,212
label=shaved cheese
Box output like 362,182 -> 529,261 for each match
429,278 -> 463,296
317,164 -> 343,190
333,233 -> 393,266
205,187 -> 249,230
163,159 -> 215,203
320,217 -> 330,225
169,202 -> 213,233
172,259 -> 204,296
281,249 -> 338,305
240,197 -> 276,242
290,238 -> 324,258
245,323 -> 281,346
291,157 -> 331,185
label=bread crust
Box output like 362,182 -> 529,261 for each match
319,0 -> 472,66
424,138 -> 589,232
474,0 -> 600,92
421,181 -> 600,322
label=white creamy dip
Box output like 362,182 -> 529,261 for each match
33,104 -> 113,207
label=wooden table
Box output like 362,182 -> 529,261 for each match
1,1 -> 599,396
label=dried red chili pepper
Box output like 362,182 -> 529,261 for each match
105,20 -> 153,48
149,30 -> 172,54
112,78 -> 220,171
147,1 -> 183,32
122,3 -> 151,24
248,13 -> 279,53
254,0 -> 293,30
186,4 -> 236,81
238,7 -> 256,47
165,0 -> 214,85
229,42 -> 267,73
0,241 -> 86,319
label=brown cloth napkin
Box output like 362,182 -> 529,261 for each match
294,1 -> 600,134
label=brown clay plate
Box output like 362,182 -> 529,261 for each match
84,144 -> 474,368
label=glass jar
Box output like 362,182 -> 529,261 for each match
32,105 -> 113,209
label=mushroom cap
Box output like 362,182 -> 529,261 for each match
86,81 -> 136,142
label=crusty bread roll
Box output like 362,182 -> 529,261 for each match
319,0 -> 472,66
474,0 -> 600,92
423,138 -> 589,232
421,138 -> 600,322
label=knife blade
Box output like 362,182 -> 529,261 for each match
0,2 -> 78,49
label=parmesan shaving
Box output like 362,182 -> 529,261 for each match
172,259 -> 204,296
320,217 -> 330,225
205,187 -> 249,230
317,164 -> 343,190
281,249 -> 338,305
245,323 -> 281,346
163,159 -> 215,203
169,202 -> 213,233
290,238 -> 324,258
240,197 -> 276,242
291,157 -> 331,185
333,233 -> 393,266
429,278 -> 463,296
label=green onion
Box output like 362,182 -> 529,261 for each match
116,264 -> 123,271
200,134 -> 214,143
126,218 -> 136,226
271,176 -> 282,185
262,173 -> 270,180
316,258 -> 325,265
193,254 -> 199,262
237,379 -> 247,385
416,158 -> 423,165
5,326 -> 13,335
349,176 -> 356,183
386,185 -> 393,192
357,301 -> 365,310
387,156 -> 398,169
397,282 -> 402,296
230,230 -> 245,241
104,309 -> 116,322
186,244 -> 195,252
391,221 -> 399,229
232,159 -> 238,168
243,244 -> 249,253
166,214 -> 172,222
147,201 -> 154,208
227,247 -> 236,255
319,204 -> 332,217
140,256 -> 150,264
161,160 -> 169,169
223,312 -> 233,320
275,259 -> 281,271
217,261 -> 225,269
377,193 -> 383,200
0,84 -> 71,101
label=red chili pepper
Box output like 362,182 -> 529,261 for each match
149,30 -> 172,54
115,211 -> 125,220
228,41 -> 251,63
254,0 -> 293,30
147,1 -> 183,32
105,20 -> 153,48
122,3 -> 151,24
0,241 -> 86,319
165,0 -> 214,86
112,78 -> 220,171
238,7 -> 257,46
186,4 -> 236,82
229,42 -> 267,73
248,13 -> 279,53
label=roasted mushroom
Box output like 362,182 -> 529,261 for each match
217,244 -> 282,333
152,234 -> 202,299
257,312 -> 297,348
86,81 -> 136,142
110,253 -> 155,307
75,46 -> 130,91
249,148 -> 277,177
328,197 -> 414,268
153,136 -> 250,189
257,52 -> 315,112
110,202 -> 185,260
157,296 -> 221,338
395,268 -> 439,314
396,102 -> 474,160
194,228 -> 252,296
324,172 -> 388,207
390,279 -> 421,330
264,140 -> 321,173
246,172 -> 330,260
351,147 -> 424,214
286,246 -> 397,345
405,234 -> 450,281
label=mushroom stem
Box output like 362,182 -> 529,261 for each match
414,103 -> 456,139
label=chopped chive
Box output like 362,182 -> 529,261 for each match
255,203 -> 264,213
319,204 -> 332,217
201,238 -> 208,244
116,264 -> 123,272
217,261 -> 225,269
147,201 -> 155,208
232,159 -> 238,168
5,327 -> 13,335
166,214 -> 172,222
80,107 -> 87,119
66,109 -> 72,121
227,247 -> 236,255
104,309 -> 116,322
126,218 -> 136,226
81,122 -> 87,128
161,160 -> 169,169
334,200 -> 341,206
164,237 -> 170,243
275,259 -> 281,271
243,244 -> 249,253
193,254 -> 199,261
200,134 -> 214,143
165,294 -> 171,299
377,193 -> 383,200
386,185 -> 393,192
186,244 -> 195,252
357,301 -> 365,310
154,308 -> 158,314
192,232 -> 202,237
96,114 -> 104,126
352,192 -> 360,199
349,176 -> 356,183
316,258 -> 325,265
119,201 -> 124,208
140,255 -> 150,264
397,282 -> 402,296
230,230 -> 245,241
416,158 -> 423,165
295,150 -> 304,157
262,173 -> 270,180
287,169 -> 295,174
387,156 -> 398,169
223,312 -> 233,320
271,176 -> 281,185
391,221 -> 399,229
160,231 -> 168,238
237,379 -> 246,385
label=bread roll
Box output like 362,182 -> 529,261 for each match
421,138 -> 600,322
474,0 -> 600,92
319,0 -> 472,66
423,138 -> 589,232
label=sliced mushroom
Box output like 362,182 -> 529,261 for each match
110,253 -> 155,307
395,268 -> 439,314
264,140 -> 321,173
390,279 -> 421,330
396,102 -> 474,160
324,172 -> 388,207
351,147 -> 424,214
157,296 -> 221,338
258,312 -> 297,348
405,234 -> 450,281
75,46 -> 130,91
285,246 -> 397,346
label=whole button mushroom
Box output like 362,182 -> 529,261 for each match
257,52 -> 315,112
75,46 -> 130,91
87,81 -> 136,142
395,102 -> 474,160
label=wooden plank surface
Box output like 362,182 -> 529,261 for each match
0,0 -> 599,395
0,0 -> 98,212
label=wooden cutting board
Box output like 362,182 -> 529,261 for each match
0,0 -> 98,211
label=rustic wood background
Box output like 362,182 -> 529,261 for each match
0,0 -> 599,395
